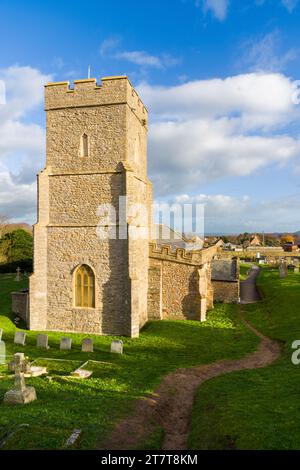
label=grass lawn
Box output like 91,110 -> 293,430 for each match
188,267 -> 300,450
0,273 -> 259,450
239,263 -> 253,281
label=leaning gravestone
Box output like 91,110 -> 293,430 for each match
111,340 -> 123,354
60,337 -> 72,351
4,353 -> 37,405
82,338 -> 93,352
14,331 -> 26,346
37,334 -> 49,350
0,340 -> 6,365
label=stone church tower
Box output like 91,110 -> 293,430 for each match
29,76 -> 153,337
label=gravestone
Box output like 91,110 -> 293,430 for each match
14,331 -> 26,346
0,340 -> 5,365
71,368 -> 93,379
4,353 -> 37,405
27,366 -> 47,377
8,354 -> 31,374
294,266 -> 299,274
37,334 -> 49,350
0,328 -> 3,341
60,337 -> 72,350
15,267 -> 21,282
279,263 -> 287,279
111,340 -> 123,354
81,338 -> 93,353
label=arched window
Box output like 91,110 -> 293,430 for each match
80,133 -> 89,157
74,265 -> 95,308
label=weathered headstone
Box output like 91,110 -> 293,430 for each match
14,331 -> 26,346
0,340 -> 6,365
111,340 -> 123,354
279,263 -> 287,279
60,337 -> 72,350
37,334 -> 49,350
8,354 -> 31,374
15,267 -> 21,282
4,353 -> 37,405
294,266 -> 299,274
81,338 -> 93,353
71,368 -> 93,379
27,366 -> 47,377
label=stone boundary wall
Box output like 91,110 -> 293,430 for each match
148,241 -> 221,322
212,281 -> 239,304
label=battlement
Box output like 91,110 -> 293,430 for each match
45,76 -> 148,123
149,241 -> 222,266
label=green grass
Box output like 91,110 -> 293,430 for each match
0,273 -> 259,450
239,263 -> 253,281
188,267 -> 300,450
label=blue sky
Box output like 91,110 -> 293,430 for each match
0,0 -> 300,233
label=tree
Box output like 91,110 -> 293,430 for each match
0,215 -> 9,238
0,229 -> 33,264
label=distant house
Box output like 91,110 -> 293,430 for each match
249,235 -> 262,247
223,243 -> 243,252
281,235 -> 298,253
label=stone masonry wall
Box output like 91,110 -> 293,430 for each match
30,76 -> 151,337
148,242 -> 222,322
212,281 -> 240,303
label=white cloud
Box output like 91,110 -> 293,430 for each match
239,31 -> 298,73
115,51 -> 163,68
115,50 -> 180,69
99,36 -> 122,56
138,73 -> 300,195
172,193 -> 300,233
0,65 -> 52,221
196,0 -> 229,20
281,0 -> 298,12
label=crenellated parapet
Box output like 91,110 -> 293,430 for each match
45,76 -> 148,124
149,240 -> 222,266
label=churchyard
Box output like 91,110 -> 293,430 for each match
0,265 -> 299,449
0,273 -> 258,450
188,267 -> 300,450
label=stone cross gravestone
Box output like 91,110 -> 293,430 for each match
14,331 -> 26,346
37,334 -> 49,350
0,340 -> 5,365
111,340 -> 123,354
4,353 -> 37,405
15,267 -> 21,282
81,338 -> 93,353
60,337 -> 72,350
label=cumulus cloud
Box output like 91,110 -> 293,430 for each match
0,65 -> 52,221
172,193 -> 300,233
138,73 -> 300,196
